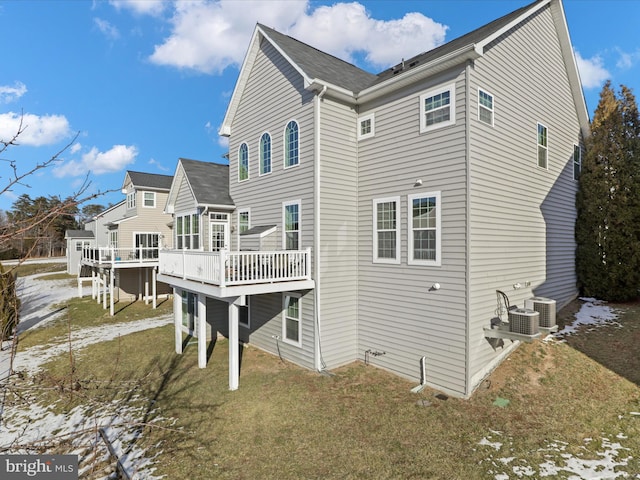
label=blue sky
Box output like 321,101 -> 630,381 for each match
0,0 -> 637,212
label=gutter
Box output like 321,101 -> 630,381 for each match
314,85 -> 328,372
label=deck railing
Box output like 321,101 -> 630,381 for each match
81,246 -> 160,265
159,248 -> 312,287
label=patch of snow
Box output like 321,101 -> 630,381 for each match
479,437 -> 503,451
1,273 -> 173,480
556,297 -> 622,336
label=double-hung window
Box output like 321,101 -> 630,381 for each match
238,143 -> 249,181
420,83 -> 455,132
260,133 -> 271,175
408,192 -> 441,266
283,200 -> 300,250
478,89 -> 494,126
127,191 -> 136,209
573,144 -> 581,180
284,121 -> 299,168
537,123 -> 548,169
282,293 -> 301,347
176,213 -> 200,250
373,197 -> 400,264
143,192 -> 155,208
237,209 -> 250,247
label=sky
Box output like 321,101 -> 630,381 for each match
0,0 -> 638,212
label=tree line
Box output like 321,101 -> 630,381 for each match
576,81 -> 640,301
0,195 -> 104,260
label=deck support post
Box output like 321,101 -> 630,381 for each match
152,268 -> 157,309
109,269 -> 115,316
91,269 -> 96,299
228,297 -> 240,391
174,288 -> 183,354
144,268 -> 150,305
102,271 -> 107,310
198,294 -> 207,368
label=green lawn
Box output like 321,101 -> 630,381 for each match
11,295 -> 640,479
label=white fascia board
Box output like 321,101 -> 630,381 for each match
306,79 -> 355,101
164,160 -> 186,215
111,214 -> 138,226
475,0 -> 551,53
220,28 -> 264,137
199,203 -> 236,212
550,0 -> 591,138
357,45 -> 479,104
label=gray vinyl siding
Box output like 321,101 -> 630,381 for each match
317,97 -> 358,369
467,5 -> 581,390
227,39 -> 316,370
356,69 -> 469,396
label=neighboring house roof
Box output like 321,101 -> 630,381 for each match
65,230 -> 94,239
92,200 -> 126,220
123,171 -> 173,191
221,0 -> 589,139
165,158 -> 234,213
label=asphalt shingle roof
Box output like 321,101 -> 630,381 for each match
179,158 -> 234,207
65,230 -> 94,239
259,0 -> 542,93
127,171 -> 173,190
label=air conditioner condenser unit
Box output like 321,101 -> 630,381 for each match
524,297 -> 556,328
508,308 -> 540,335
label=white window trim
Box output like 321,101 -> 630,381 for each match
127,191 -> 136,209
419,82 -> 456,133
175,211 -> 201,250
478,88 -> 494,127
358,113 -> 375,140
282,199 -> 301,250
537,122 -> 549,169
238,143 -> 250,182
282,292 -> 302,347
259,131 -> 272,176
239,297 -> 251,329
237,208 -> 251,247
283,120 -> 300,170
373,196 -> 401,264
573,143 -> 582,181
407,191 -> 442,267
142,191 -> 156,208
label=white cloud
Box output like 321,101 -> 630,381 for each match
615,47 -> 640,70
148,1 -> 447,73
94,17 -> 120,40
289,4 -> 447,68
54,144 -> 138,178
70,143 -> 82,154
0,112 -> 71,147
574,50 -> 610,90
0,82 -> 27,104
148,158 -> 169,172
109,0 -> 167,16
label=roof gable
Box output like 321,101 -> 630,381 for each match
221,0 -> 588,138
165,158 -> 234,213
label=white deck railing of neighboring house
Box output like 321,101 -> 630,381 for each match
81,246 -> 160,265
159,248 -> 312,287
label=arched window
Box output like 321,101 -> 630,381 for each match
238,143 -> 249,181
260,133 -> 271,175
284,121 -> 299,168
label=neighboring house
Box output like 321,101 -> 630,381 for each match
74,171 -> 174,314
158,0 -> 589,397
65,200 -> 127,275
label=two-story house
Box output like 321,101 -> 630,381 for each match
158,0 -> 589,397
75,171 -> 174,315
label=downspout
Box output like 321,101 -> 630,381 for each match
464,60 -> 472,397
314,85 -> 328,372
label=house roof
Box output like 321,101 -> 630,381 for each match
124,171 -> 173,191
240,225 -> 277,237
165,158 -> 234,213
221,0 -> 589,138
256,24 -> 377,94
65,230 -> 94,239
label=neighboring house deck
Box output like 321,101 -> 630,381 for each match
70,171 -> 174,315
158,0 -> 589,397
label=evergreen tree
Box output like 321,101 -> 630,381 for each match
0,262 -> 19,344
576,81 -> 640,301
